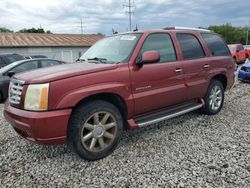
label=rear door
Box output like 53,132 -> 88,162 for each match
176,33 -> 209,100
130,33 -> 186,115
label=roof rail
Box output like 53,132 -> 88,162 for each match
163,27 -> 211,32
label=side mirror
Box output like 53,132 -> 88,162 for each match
7,71 -> 15,77
141,51 -> 160,64
236,50 -> 239,53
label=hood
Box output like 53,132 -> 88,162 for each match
14,62 -> 118,84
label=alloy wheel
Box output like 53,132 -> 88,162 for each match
209,85 -> 222,111
80,111 -> 117,152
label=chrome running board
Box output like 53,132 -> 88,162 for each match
135,102 -> 203,128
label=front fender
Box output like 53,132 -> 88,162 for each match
50,82 -> 134,117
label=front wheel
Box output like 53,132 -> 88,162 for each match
202,80 -> 224,115
68,100 -> 123,161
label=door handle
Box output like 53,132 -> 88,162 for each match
175,68 -> 182,73
204,64 -> 210,68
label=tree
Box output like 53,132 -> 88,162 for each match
0,27 -> 13,32
18,28 -> 52,34
208,24 -> 249,45
97,32 -> 105,36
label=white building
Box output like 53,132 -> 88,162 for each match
0,33 -> 103,62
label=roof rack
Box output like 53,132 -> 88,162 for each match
163,27 -> 211,32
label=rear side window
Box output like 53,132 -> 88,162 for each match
11,61 -> 39,73
176,33 -> 205,60
141,33 -> 176,62
201,33 -> 230,56
41,60 -> 61,68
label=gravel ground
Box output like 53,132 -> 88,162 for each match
0,81 -> 250,188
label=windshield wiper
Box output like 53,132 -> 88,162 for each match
77,59 -> 85,62
87,57 -> 107,64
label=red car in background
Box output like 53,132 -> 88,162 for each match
228,44 -> 246,63
244,46 -> 250,60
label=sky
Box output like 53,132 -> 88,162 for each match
0,0 -> 249,35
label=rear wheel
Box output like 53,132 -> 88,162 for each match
68,100 -> 123,161
202,80 -> 224,115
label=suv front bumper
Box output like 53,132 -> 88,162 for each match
4,100 -> 72,144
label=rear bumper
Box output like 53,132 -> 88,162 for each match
4,100 -> 72,144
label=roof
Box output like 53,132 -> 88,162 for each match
163,27 -> 211,32
228,44 -> 241,46
0,33 -> 104,47
118,27 -> 213,36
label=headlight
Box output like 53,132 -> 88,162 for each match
24,83 -> 49,111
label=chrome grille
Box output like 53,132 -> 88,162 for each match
9,79 -> 25,105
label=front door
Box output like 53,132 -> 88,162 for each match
130,33 -> 186,115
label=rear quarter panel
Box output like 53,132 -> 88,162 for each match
207,56 -> 235,90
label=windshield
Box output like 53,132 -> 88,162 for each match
80,34 -> 141,63
228,45 -> 236,52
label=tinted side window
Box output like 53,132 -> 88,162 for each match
141,34 -> 176,62
201,33 -> 231,56
41,60 -> 61,68
11,61 -> 38,73
177,34 -> 205,60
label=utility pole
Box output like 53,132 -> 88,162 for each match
246,16 -> 250,45
80,18 -> 84,34
123,0 -> 135,31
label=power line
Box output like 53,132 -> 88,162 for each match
123,0 -> 136,31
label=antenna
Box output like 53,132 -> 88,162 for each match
112,28 -> 118,35
123,0 -> 136,31
133,24 -> 138,32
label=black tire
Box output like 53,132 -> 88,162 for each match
202,80 -> 225,115
68,100 -> 123,161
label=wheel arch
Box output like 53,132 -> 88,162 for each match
211,74 -> 227,90
72,92 -> 128,122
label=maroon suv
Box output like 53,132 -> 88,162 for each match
4,27 -> 235,160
